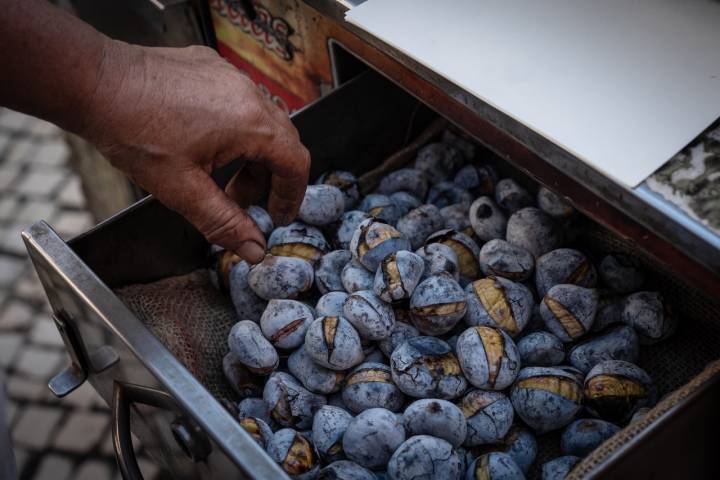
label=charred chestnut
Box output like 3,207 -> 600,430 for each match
350,218 -> 411,272
469,197 -> 507,243
341,259 -> 375,293
229,260 -> 267,322
598,254 -> 645,294
248,255 -> 314,300
506,207 -> 562,257
541,456 -> 580,480
373,250 -> 425,303
403,398 -> 467,447
537,187 -> 575,220
540,284 -> 599,342
510,366 -> 583,433
414,142 -> 464,184
560,418 -> 620,457
343,290 -> 396,341
415,243 -> 460,281
479,239 -> 534,282
248,205 -> 274,237
288,345 -> 346,394
269,222 -> 329,265
299,184 -> 345,226
583,360 -> 655,423
535,248 -> 597,298
621,291 -> 675,345
359,194 -> 404,225
304,316 -> 365,371
377,167 -> 429,199
466,452 -> 525,480
568,325 -> 639,373
396,204 -> 445,250
268,428 -> 321,479
425,229 -> 481,284
260,299 -> 315,350
334,211 -> 371,251
239,416 -> 274,449
464,277 -> 533,337
517,331 -> 565,367
318,460 -> 376,480
387,435 -> 464,480
342,362 -> 405,413
409,273 -> 467,335
454,164 -> 497,196
342,408 -> 406,470
316,250 -> 352,294
427,181 -> 473,209
458,389 -> 514,446
316,291 -> 349,317
311,405 -> 353,463
228,320 -> 279,375
495,178 -> 533,213
455,326 -> 520,390
377,321 -> 420,358
222,352 -> 263,399
390,336 -> 468,399
317,170 -> 361,211
263,372 -> 327,430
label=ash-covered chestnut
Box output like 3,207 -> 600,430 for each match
342,408 -> 406,469
517,331 -> 565,367
264,372 -> 327,429
377,168 -> 429,199
268,428 -> 321,479
222,352 -> 263,398
598,254 -> 645,294
425,229 -> 481,284
269,222 -> 330,265
494,425 -> 537,474
495,178 -> 533,213
621,291 -> 675,345
414,142 -> 464,184
584,360 -> 655,423
389,191 -> 422,213
377,321 -> 420,357
479,239 -> 535,282
510,366 -> 583,433
387,435 -> 464,480
228,320 -> 279,375
440,203 -> 473,235
350,218 -> 411,272
305,316 -> 365,371
316,291 -> 349,317
540,284 -> 599,342
334,211 -> 371,251
229,260 -> 267,322
248,255 -> 314,300
343,290 -> 395,340
541,456 -> 580,480
363,348 -> 386,364
238,397 -> 273,427
342,259 -> 375,293
402,398 -> 467,447
359,194 -> 404,225
466,452 -> 525,480
592,295 -> 625,332
316,250 -> 352,294
469,197 -> 507,242
442,129 -> 476,160
373,250 -> 425,302
560,419 -> 621,457
239,416 -> 274,449
318,460 -> 377,480
318,170 -> 360,210
454,164 -> 497,196
537,187 -> 575,220
390,336 -> 468,399
506,207 -> 562,257
209,247 -> 241,290
396,204 -> 445,250
568,325 -> 639,373
410,273 -> 467,335
427,181 -> 473,208
415,243 -> 460,281
342,362 -> 405,413
456,326 -> 520,390
458,389 -> 514,446
298,184 -> 345,226
311,405 -> 353,463
247,205 -> 274,237
289,346 -> 346,394
260,299 -> 315,350
535,248 -> 597,298
464,277 -> 533,337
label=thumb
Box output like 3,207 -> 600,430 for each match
158,167 -> 267,264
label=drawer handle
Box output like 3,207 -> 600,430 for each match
112,382 -> 212,480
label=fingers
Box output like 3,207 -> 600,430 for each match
159,167 -> 267,264
258,127 -> 311,226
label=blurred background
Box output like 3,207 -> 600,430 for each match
0,108 -> 159,480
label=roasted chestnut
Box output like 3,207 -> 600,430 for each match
311,405 -> 353,462
350,218 -> 411,272
263,372 -> 326,430
560,418 -> 620,457
568,325 -> 639,373
304,316 -> 365,371
377,167 -> 429,199
621,291 -> 675,345
299,184 -> 345,226
248,255 -> 314,300
583,360 -> 655,423
268,428 -> 321,479
534,248 -> 597,298
466,452 -> 525,480
387,435 -> 464,480
455,326 -> 520,390
494,178 -> 533,213
288,345 -> 346,394
317,170 -> 361,210
409,273 -> 467,335
228,320 -> 279,375
342,362 -> 405,413
373,250 -> 425,303
342,408 -> 406,470
316,250 -> 352,294
396,204 -> 445,250
260,299 -> 315,350
479,239 -> 534,282
517,331 -> 565,367
425,229 -> 481,284
414,142 -> 464,184
402,398 -> 467,447
505,207 -> 562,257
457,389 -> 514,446
464,277 -> 533,337
268,222 -> 329,265
540,284 -> 599,342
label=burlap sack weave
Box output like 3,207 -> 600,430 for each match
113,218 -> 720,478
116,270 -> 237,401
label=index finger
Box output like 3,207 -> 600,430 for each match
258,126 -> 311,226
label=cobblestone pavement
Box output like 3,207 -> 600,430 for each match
0,109 -> 162,480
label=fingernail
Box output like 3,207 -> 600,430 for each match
236,241 -> 266,264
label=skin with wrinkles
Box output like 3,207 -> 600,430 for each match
1,1 -> 310,263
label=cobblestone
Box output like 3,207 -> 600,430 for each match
0,108 -> 165,479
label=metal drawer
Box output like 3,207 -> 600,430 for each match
24,70 -> 720,479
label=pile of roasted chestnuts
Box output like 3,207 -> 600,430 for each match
209,130 -> 673,480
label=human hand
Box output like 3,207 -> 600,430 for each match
80,40 -> 310,263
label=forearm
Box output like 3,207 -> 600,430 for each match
0,0 -> 122,135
